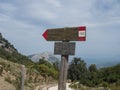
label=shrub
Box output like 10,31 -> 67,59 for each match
101,82 -> 109,88
5,76 -> 12,83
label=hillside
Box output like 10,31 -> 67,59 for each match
0,33 -> 17,53
0,57 -> 58,90
0,57 -> 45,90
0,57 -> 27,90
0,33 -> 59,89
0,57 -> 16,90
0,33 -> 33,67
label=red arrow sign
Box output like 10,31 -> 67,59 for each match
42,26 -> 86,41
42,30 -> 48,40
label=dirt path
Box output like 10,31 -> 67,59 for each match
34,83 -> 57,90
35,83 -> 74,90
34,85 -> 48,90
48,83 -> 74,90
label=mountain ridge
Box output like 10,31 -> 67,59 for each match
28,52 -> 60,63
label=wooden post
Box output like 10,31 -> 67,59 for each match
54,41 -> 75,90
58,54 -> 68,90
20,65 -> 26,90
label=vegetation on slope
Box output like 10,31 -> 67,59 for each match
0,33 -> 59,89
0,33 -> 33,67
0,57 -> 59,90
68,57 -> 120,90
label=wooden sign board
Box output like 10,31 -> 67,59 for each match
54,42 -> 75,55
42,26 -> 86,41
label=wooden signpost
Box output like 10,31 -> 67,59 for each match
42,26 -> 86,90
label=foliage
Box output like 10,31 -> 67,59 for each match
38,58 -> 53,68
89,64 -> 97,72
68,57 -> 87,82
101,82 -> 109,88
0,48 -> 34,67
0,47 -> 59,81
68,57 -> 120,88
85,64 -> 101,87
100,64 -> 120,84
0,47 -> 59,80
35,58 -> 59,79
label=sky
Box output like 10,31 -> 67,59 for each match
0,0 -> 120,64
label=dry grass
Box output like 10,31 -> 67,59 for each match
0,57 -> 19,90
0,57 -> 54,90
0,76 -> 15,90
109,84 -> 120,90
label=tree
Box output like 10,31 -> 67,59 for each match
68,57 -> 87,82
89,64 -> 97,72
86,64 -> 100,86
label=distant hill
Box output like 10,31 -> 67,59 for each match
28,52 -> 60,63
96,56 -> 120,68
97,60 -> 120,68
0,33 -> 33,67
85,56 -> 120,68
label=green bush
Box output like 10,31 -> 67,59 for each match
38,64 -> 58,79
101,82 -> 109,88
69,83 -> 78,89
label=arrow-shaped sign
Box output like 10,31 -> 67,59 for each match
42,26 -> 86,41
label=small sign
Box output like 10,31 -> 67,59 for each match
79,31 -> 85,37
54,42 -> 75,55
